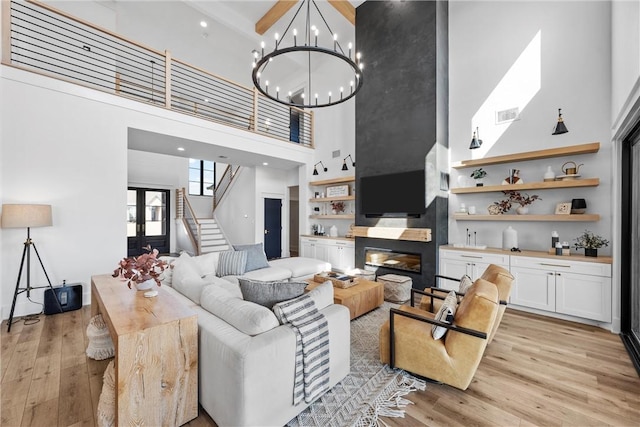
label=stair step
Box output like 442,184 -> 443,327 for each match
201,236 -> 225,243
201,245 -> 230,253
201,240 -> 228,247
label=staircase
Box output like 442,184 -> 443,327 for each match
176,165 -> 241,255
186,218 -> 230,254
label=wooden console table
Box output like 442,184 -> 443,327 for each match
91,274 -> 198,426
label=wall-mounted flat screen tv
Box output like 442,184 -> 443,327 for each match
359,169 -> 426,217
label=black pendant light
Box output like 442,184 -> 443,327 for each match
469,127 -> 482,150
552,108 -> 569,135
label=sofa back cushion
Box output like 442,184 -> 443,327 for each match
200,285 -> 279,336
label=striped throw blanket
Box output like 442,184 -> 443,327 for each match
274,294 -> 330,405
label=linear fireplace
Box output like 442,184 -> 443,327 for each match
365,247 -> 421,274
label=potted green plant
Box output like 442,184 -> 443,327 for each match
470,168 -> 487,187
113,245 -> 168,290
573,230 -> 609,257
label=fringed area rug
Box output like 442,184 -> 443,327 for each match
287,301 -> 426,427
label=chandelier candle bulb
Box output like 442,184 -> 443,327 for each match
334,33 -> 338,50
261,41 -> 265,57
293,29 -> 297,46
348,42 -> 352,58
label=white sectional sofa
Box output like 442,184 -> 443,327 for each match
159,248 -> 350,427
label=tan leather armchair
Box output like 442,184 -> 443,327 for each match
419,264 -> 514,343
380,279 -> 499,390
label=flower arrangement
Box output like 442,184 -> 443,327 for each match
470,168 -> 487,180
330,201 -> 345,213
504,190 -> 541,207
573,230 -> 609,250
112,245 -> 168,289
491,199 -> 512,214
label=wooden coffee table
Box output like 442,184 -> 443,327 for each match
306,278 -> 384,320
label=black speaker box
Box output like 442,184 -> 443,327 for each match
44,284 -> 83,315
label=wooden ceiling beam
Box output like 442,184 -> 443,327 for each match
328,0 -> 355,25
255,0 -> 299,35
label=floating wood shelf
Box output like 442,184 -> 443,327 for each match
309,176 -> 355,186
309,195 -> 355,202
451,142 -> 600,169
310,214 -> 355,220
351,226 -> 432,242
451,178 -> 599,194
453,214 -> 600,222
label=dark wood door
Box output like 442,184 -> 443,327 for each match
264,198 -> 282,259
127,188 -> 170,256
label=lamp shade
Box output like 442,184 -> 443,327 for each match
1,204 -> 52,228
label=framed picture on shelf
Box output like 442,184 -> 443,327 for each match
326,184 -> 349,197
555,202 -> 572,215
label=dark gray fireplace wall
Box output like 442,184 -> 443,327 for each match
355,1 -> 449,289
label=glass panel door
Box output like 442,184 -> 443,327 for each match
127,188 -> 170,256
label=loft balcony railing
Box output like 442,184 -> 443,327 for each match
1,0 -> 313,147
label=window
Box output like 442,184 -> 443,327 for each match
189,159 -> 215,196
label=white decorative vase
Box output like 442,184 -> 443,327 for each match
543,165 -> 555,181
516,206 -> 529,215
136,279 -> 156,291
502,226 -> 518,250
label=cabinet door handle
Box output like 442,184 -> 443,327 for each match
548,272 -> 554,276
556,273 -> 561,276
539,263 -> 570,268
461,255 -> 483,259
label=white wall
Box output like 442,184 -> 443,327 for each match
214,167 -> 256,246
449,1 -> 612,254
612,0 -> 640,128
0,66 -> 312,319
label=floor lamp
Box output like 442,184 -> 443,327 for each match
1,204 -> 61,332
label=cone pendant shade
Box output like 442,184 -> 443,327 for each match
552,108 -> 569,135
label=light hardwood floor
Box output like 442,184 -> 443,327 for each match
2,305 -> 639,426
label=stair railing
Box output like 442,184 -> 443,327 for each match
213,165 -> 242,213
176,188 -> 201,255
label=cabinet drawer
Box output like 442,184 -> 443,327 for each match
510,256 -> 611,277
440,249 -> 509,266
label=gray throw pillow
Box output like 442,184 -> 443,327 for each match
238,278 -> 308,308
216,250 -> 248,277
233,243 -> 270,272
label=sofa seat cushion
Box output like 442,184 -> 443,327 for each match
240,266 -> 292,282
269,257 -> 331,279
200,284 -> 279,336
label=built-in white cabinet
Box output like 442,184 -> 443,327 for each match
510,256 -> 612,322
439,247 -> 612,324
439,249 -> 510,291
300,236 -> 355,272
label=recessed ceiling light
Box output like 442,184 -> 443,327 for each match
200,21 -> 207,28
177,147 -> 185,151
262,162 -> 268,166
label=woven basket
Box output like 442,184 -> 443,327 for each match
377,274 -> 412,303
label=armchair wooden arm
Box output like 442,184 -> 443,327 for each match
388,307 -> 488,369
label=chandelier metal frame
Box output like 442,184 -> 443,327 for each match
251,0 -> 363,109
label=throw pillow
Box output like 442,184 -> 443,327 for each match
459,274 -> 473,294
233,243 -> 270,272
216,250 -> 248,277
432,290 -> 458,340
238,278 -> 308,308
